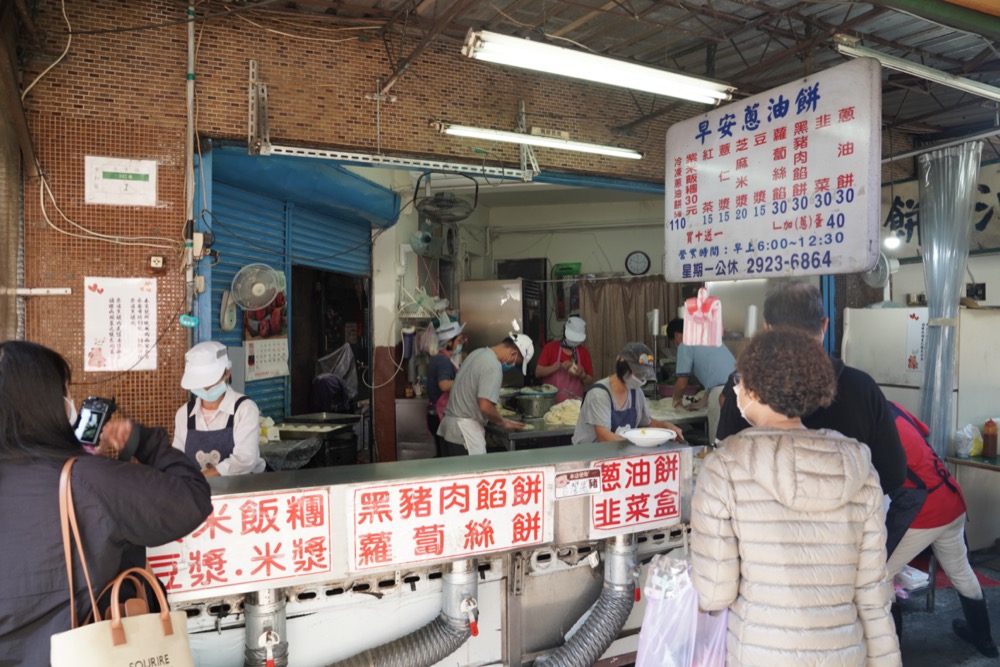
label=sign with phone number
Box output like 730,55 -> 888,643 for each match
664,58 -> 881,282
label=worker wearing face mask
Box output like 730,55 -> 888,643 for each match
438,332 -> 534,456
572,342 -> 682,444
172,341 -> 265,476
534,316 -> 594,403
427,320 -> 466,457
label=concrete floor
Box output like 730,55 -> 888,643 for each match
898,548 -> 1000,666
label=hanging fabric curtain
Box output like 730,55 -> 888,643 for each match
578,276 -> 682,380
917,141 -> 983,457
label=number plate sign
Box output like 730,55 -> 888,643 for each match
665,58 -> 881,282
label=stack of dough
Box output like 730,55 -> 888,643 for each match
496,403 -> 518,417
543,399 -> 582,425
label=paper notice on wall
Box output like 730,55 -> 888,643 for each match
84,156 -> 158,207
83,277 -> 157,372
905,308 -> 928,373
245,338 -> 289,382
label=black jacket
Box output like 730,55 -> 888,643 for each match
716,358 -> 907,494
0,426 -> 212,667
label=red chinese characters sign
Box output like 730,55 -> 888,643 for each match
347,469 -> 552,571
589,451 -> 682,538
147,489 -> 331,601
664,58 -> 880,282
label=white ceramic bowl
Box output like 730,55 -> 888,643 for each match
621,428 -> 677,447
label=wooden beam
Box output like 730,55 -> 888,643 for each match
1,4 -> 39,178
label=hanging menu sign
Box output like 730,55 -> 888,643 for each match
665,58 -> 881,282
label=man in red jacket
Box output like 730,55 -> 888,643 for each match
887,403 -> 997,658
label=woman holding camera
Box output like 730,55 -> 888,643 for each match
0,340 -> 213,666
172,340 -> 265,476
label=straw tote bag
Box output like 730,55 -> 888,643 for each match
49,458 -> 195,667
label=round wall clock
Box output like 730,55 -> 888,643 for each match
625,250 -> 651,276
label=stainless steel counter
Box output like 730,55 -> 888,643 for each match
486,418 -> 575,451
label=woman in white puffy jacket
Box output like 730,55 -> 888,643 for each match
691,329 -> 900,667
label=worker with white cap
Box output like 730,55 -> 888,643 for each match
535,315 -> 594,403
427,320 -> 466,457
438,332 -> 534,456
172,341 -> 265,476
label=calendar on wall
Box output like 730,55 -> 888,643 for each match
244,338 -> 289,382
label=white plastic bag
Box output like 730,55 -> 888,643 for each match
636,554 -> 698,667
636,553 -> 729,667
955,423 -> 982,458
693,608 -> 728,667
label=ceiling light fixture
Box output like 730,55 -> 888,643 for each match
836,40 -> 1000,104
461,30 -> 735,105
436,123 -> 643,160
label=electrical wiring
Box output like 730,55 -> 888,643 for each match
359,303 -> 413,390
203,209 -> 389,263
63,0 -> 287,36
21,0 -> 71,100
39,178 -> 184,251
226,9 -> 378,42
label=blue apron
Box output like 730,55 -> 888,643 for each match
589,384 -> 640,433
184,396 -> 248,471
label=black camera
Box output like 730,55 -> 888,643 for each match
73,397 -> 117,446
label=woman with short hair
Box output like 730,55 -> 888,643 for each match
691,329 -> 900,666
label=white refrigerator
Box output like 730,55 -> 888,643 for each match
842,307 -> 1000,548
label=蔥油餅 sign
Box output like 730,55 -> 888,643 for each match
665,57 -> 881,282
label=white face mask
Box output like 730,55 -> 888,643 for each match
65,396 -> 78,427
734,383 -> 755,424
624,374 -> 646,390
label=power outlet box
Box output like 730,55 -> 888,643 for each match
192,232 -> 205,258
966,282 -> 986,301
149,255 -> 166,272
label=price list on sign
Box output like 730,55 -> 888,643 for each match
590,451 -> 683,539
147,489 -> 333,601
665,58 -> 881,282
347,469 -> 553,572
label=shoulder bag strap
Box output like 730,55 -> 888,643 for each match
59,458 -> 99,629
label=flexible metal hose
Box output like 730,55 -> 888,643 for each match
535,536 -> 637,667
327,614 -> 470,667
326,560 -> 476,667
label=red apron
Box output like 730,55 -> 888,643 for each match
434,390 -> 450,420
549,347 -> 583,403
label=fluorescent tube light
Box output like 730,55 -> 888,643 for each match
438,123 -> 643,160
836,41 -> 1000,104
462,30 -> 734,105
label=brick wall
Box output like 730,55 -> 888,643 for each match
19,2 -> 920,433
19,0 -> 679,428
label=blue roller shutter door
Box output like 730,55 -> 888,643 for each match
210,183 -> 289,420
289,205 -> 370,275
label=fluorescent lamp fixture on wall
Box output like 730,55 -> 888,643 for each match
836,38 -> 1000,104
436,123 -> 643,160
462,30 -> 734,105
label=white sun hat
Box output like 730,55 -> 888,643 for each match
436,321 -> 466,344
180,341 -> 232,390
